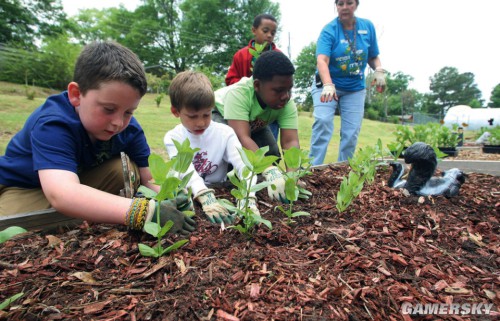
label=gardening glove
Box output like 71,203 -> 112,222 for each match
262,166 -> 288,203
237,196 -> 261,216
320,83 -> 336,103
135,186 -> 194,212
194,189 -> 234,225
150,200 -> 196,235
372,68 -> 386,93
126,198 -> 196,235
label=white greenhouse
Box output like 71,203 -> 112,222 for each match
443,105 -> 500,130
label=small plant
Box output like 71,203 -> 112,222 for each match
274,147 -> 312,224
138,139 -> 198,258
0,226 -> 27,310
336,139 -> 386,213
155,93 -> 164,108
436,124 -> 459,148
478,125 -> 500,145
336,170 -> 364,213
389,123 -> 460,159
24,86 -> 35,100
222,146 -> 278,235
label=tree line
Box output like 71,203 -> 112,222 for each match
1,0 -> 499,120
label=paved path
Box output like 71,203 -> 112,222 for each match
437,160 -> 499,176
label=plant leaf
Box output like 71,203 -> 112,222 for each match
158,220 -> 174,238
291,211 -> 310,217
138,244 -> 159,257
0,226 -> 27,244
0,292 -> 24,310
161,239 -> 188,255
149,154 -> 168,185
143,221 -> 161,237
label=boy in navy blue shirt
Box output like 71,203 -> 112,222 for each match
0,41 -> 195,235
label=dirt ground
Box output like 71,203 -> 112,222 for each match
0,152 -> 499,321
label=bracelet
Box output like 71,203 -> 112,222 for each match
375,67 -> 385,73
125,197 -> 150,230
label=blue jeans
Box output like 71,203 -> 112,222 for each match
269,120 -> 279,140
309,83 -> 366,165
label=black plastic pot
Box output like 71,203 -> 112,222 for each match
438,147 -> 458,157
482,145 -> 500,154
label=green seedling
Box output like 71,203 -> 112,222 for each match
337,139 -> 387,213
221,146 -> 277,235
138,138 -> 199,258
336,170 -> 364,213
274,147 -> 312,224
0,226 -> 27,310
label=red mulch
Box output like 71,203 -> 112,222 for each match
1,164 -> 499,321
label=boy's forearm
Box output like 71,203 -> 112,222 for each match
280,129 -> 300,151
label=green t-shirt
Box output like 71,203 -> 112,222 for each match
214,77 -> 298,132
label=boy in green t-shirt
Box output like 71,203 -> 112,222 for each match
213,50 -> 300,203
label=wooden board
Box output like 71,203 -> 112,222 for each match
0,208 -> 82,232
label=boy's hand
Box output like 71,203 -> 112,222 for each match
194,189 -> 233,224
126,198 -> 196,235
151,201 -> 196,235
262,166 -> 287,203
238,196 -> 261,216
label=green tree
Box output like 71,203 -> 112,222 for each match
293,42 -> 316,111
0,0 -> 67,48
365,71 -> 415,119
180,0 -> 280,74
488,84 -> 500,107
0,36 -> 80,90
428,66 -> 483,118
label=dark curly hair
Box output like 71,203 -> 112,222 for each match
253,51 -> 295,82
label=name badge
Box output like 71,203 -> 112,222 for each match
358,30 -> 367,35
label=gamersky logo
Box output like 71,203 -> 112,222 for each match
401,302 -> 495,316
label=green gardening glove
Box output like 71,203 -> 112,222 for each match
148,200 -> 196,235
194,188 -> 234,225
136,186 -> 194,212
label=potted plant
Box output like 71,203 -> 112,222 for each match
480,125 -> 500,154
435,124 -> 459,157
388,123 -> 460,158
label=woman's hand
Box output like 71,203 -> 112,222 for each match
372,69 -> 386,93
320,83 -> 337,102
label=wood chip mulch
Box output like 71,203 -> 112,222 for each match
0,164 -> 499,321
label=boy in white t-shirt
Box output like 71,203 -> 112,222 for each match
164,71 -> 259,224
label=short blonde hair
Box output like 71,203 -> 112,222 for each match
169,71 -> 214,111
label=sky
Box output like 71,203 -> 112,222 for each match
61,0 -> 500,102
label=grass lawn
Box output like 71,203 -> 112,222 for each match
0,82 -> 400,163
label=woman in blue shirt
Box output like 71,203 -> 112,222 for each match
309,0 -> 386,165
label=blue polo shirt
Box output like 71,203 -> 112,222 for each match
0,92 -> 150,188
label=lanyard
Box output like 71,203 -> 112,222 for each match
340,18 -> 362,78
341,19 -> 357,56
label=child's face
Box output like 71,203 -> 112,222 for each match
68,81 -> 141,142
252,18 -> 277,45
171,105 -> 213,135
254,75 -> 293,110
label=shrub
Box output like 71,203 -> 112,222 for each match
365,108 -> 379,120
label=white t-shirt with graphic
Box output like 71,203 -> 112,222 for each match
164,121 -> 252,196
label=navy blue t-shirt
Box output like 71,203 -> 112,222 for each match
0,92 -> 150,188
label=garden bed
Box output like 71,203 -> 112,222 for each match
0,164 -> 499,321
